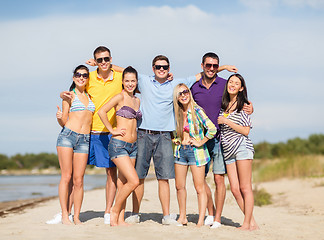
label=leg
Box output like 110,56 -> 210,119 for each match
175,163 -> 188,225
105,167 -> 117,214
236,160 -> 255,230
158,179 -> 170,216
190,165 -> 207,227
213,173 -> 226,223
204,161 -> 216,219
71,152 -> 88,224
110,156 -> 139,226
132,178 -> 144,214
57,146 -> 73,225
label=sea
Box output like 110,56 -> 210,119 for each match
0,174 -> 107,202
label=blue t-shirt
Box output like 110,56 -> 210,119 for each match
137,74 -> 196,131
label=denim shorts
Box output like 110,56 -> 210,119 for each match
174,145 -> 197,166
205,137 -> 226,175
108,138 -> 137,160
56,127 -> 90,154
225,139 -> 254,165
88,133 -> 116,168
135,129 -> 175,180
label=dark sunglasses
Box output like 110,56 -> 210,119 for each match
74,72 -> 89,79
178,89 -> 190,97
96,57 -> 110,63
154,65 -> 169,70
204,63 -> 219,69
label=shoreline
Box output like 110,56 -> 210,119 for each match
1,176 -> 324,240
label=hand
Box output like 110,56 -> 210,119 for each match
172,139 -> 181,145
189,138 -> 203,148
217,116 -> 227,125
225,65 -> 238,73
56,105 -> 63,119
243,101 -> 253,115
167,72 -> 173,81
60,91 -> 73,101
86,58 -> 97,66
111,128 -> 126,137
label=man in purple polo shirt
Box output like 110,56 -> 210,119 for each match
191,52 -> 253,228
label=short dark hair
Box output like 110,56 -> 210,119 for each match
202,52 -> 219,64
152,55 -> 170,66
93,46 -> 111,59
70,65 -> 89,91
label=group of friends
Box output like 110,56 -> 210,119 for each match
47,46 -> 258,231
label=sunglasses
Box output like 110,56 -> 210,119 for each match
154,65 -> 169,70
96,57 -> 110,63
178,89 -> 190,97
74,72 -> 89,79
204,63 -> 219,69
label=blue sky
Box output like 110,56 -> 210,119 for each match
1,0 -> 324,156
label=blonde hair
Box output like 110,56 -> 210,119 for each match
173,83 -> 199,140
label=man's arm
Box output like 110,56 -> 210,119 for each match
217,65 -> 238,73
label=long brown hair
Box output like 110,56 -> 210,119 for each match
173,83 -> 199,140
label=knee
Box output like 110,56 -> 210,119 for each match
195,184 -> 205,195
130,177 -> 140,190
230,186 -> 242,199
176,183 -> 186,192
214,175 -> 225,187
61,173 -> 72,184
73,177 -> 84,189
239,184 -> 252,196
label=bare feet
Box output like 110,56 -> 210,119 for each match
250,224 -> 260,231
109,208 -> 118,227
118,221 -> 130,227
62,217 -> 73,225
196,222 -> 204,228
177,217 -> 188,226
74,218 -> 82,225
238,224 -> 250,231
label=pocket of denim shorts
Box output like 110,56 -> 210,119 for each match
60,128 -> 72,137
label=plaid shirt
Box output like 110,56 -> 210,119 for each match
174,106 -> 217,166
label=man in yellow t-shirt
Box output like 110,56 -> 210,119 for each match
58,46 -> 122,225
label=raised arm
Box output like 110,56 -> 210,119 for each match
97,94 -> 126,137
56,100 -> 70,127
217,65 -> 238,73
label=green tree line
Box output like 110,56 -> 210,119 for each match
254,134 -> 324,159
0,153 -> 59,170
1,134 -> 324,170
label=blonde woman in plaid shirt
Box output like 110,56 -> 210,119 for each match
172,83 -> 217,227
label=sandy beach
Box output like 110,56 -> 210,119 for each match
1,174 -> 324,240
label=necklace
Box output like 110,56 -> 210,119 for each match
225,99 -> 237,114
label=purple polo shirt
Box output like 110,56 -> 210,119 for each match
191,76 -> 227,134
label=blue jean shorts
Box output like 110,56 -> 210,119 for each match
205,137 -> 226,175
174,145 -> 197,166
225,139 -> 254,165
87,133 -> 116,168
56,127 -> 90,154
108,138 -> 137,160
135,129 -> 175,180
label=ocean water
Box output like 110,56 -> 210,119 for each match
0,175 -> 107,202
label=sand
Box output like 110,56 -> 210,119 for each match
1,175 -> 324,240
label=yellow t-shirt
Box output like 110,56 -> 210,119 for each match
86,69 -> 122,132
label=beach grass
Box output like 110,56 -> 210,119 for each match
253,155 -> 324,182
